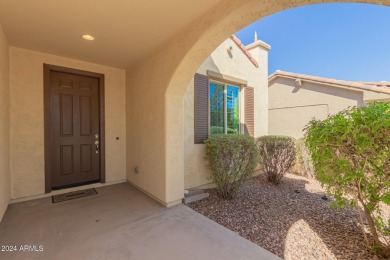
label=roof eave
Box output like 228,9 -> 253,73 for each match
246,40 -> 271,51
269,71 -> 390,95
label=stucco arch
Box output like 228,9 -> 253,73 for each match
126,0 -> 390,205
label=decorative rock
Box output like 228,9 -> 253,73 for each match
188,173 -> 387,260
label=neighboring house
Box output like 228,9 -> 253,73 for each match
184,35 -> 271,189
268,71 -> 390,138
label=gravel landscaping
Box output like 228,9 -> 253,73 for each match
187,173 -> 385,260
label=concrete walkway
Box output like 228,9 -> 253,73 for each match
0,183 -> 279,260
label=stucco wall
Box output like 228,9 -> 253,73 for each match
268,77 -> 363,138
183,37 -> 268,189
124,0 -> 390,206
0,25 -> 10,221
363,90 -> 390,102
9,47 -> 126,199
0,0 -> 389,210
125,66 -> 167,204
269,105 -> 329,138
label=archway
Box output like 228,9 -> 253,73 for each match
125,0 -> 390,205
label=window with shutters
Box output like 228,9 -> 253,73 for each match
194,73 -> 253,144
209,81 -> 240,135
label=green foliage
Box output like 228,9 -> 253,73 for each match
210,126 -> 238,135
305,102 -> 390,253
205,134 -> 259,199
257,136 -> 296,184
293,138 -> 314,178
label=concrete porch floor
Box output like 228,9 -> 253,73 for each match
0,183 -> 279,260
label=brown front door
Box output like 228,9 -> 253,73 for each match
48,70 -> 101,189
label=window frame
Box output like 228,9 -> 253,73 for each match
208,80 -> 242,135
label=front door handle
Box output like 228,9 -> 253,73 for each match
95,140 -> 99,154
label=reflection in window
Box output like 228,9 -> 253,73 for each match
209,82 -> 240,135
227,85 -> 239,134
209,83 -> 225,134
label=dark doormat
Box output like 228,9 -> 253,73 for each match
52,188 -> 98,203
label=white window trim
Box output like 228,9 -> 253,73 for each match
208,80 -> 242,135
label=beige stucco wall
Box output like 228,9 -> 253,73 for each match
0,25 -> 10,221
9,47 -> 126,199
363,90 -> 390,102
183,37 -> 268,189
125,65 -> 167,204
124,0 -> 390,206
268,77 -> 363,138
0,0 -> 388,213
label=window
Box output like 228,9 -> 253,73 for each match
209,82 -> 240,135
194,73 -> 253,144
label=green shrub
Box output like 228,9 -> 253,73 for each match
293,138 -> 314,178
205,134 -> 259,199
257,136 -> 296,184
305,102 -> 390,255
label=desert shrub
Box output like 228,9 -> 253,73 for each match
205,134 -> 258,199
293,138 -> 314,178
257,136 -> 296,184
305,102 -> 390,255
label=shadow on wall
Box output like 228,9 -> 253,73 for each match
184,55 -> 222,189
185,48 -> 255,189
278,77 -> 362,102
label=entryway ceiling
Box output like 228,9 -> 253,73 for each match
0,0 -> 220,68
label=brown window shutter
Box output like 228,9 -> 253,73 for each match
244,87 -> 254,136
194,73 -> 209,144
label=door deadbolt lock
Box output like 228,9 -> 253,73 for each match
95,140 -> 99,153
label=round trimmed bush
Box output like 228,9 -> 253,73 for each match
205,134 -> 259,199
257,135 -> 296,184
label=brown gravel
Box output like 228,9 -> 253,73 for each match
187,173 -> 384,260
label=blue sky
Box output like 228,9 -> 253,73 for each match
235,3 -> 390,82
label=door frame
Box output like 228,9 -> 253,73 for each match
43,64 -> 106,193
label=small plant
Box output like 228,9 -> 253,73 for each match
257,136 -> 296,184
305,102 -> 390,256
205,134 -> 259,199
293,138 -> 314,178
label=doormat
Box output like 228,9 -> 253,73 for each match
52,188 -> 98,203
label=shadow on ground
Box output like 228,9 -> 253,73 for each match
188,174 -> 381,260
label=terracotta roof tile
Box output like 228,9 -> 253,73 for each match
230,35 -> 258,68
269,70 -> 390,95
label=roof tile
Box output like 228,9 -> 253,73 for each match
230,35 -> 259,68
269,70 -> 390,95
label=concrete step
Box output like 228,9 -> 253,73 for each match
182,191 -> 209,204
184,189 -> 205,198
